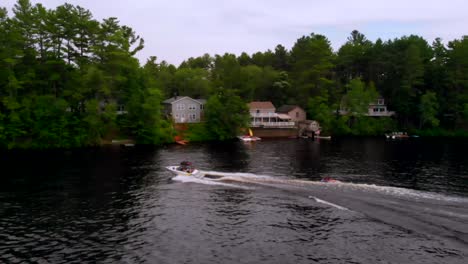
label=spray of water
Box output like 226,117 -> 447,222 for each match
170,169 -> 468,216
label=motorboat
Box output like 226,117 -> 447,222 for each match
238,128 -> 261,142
314,130 -> 331,140
166,161 -> 201,177
321,177 -> 340,183
238,135 -> 261,142
385,132 -> 410,139
166,162 -> 226,180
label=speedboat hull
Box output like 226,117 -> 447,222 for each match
166,166 -> 201,177
385,132 -> 409,139
238,136 -> 261,142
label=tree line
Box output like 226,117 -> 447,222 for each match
1,0 -> 467,148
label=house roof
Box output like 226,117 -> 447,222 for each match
277,105 -> 301,113
369,97 -> 386,106
249,101 -> 275,109
163,96 -> 206,105
277,113 -> 292,120
301,120 -> 319,125
163,96 -> 183,104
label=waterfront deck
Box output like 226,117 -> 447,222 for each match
250,121 -> 296,128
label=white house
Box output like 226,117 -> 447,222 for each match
248,101 -> 295,127
367,98 -> 395,117
339,97 -> 395,117
163,96 -> 206,123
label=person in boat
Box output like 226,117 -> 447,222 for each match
178,161 -> 194,173
321,176 -> 339,183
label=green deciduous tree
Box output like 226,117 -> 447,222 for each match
173,68 -> 212,98
342,79 -> 378,117
307,92 -> 332,131
419,91 -> 440,128
204,91 -> 250,140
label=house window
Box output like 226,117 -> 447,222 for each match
377,99 -> 384,105
181,113 -> 185,118
200,104 -> 204,110
373,108 -> 379,112
188,104 -> 196,110
177,104 -> 185,110
379,108 -> 385,112
296,112 -> 299,118
175,114 -> 179,118
116,104 -> 127,115
256,109 -> 260,114
190,114 -> 197,120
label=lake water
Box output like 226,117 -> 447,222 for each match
1,138 -> 468,263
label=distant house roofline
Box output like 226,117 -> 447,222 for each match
248,101 -> 275,109
277,105 -> 302,113
163,96 -> 206,105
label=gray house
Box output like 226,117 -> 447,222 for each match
163,96 -> 206,123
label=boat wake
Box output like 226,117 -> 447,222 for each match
337,182 -> 468,203
170,169 -> 468,249
177,169 -> 468,204
309,196 -> 350,211
171,174 -> 251,189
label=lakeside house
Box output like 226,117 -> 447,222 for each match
163,96 -> 206,123
276,105 -> 307,122
339,97 -> 395,117
367,98 -> 395,117
248,101 -> 295,127
298,120 -> 321,137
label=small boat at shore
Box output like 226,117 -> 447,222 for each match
176,139 -> 189,145
238,135 -> 261,142
314,130 -> 331,140
238,128 -> 261,142
385,132 -> 409,139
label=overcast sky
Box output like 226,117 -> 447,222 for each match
3,0 -> 467,66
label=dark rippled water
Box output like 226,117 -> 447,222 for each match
1,138 -> 468,263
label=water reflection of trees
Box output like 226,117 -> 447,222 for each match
292,139 -> 323,178
203,141 -> 250,172
329,138 -> 468,195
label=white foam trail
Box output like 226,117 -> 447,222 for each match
200,170 -> 272,179
172,175 -> 249,189
175,169 -> 467,203
337,182 -> 468,203
309,196 -> 349,211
